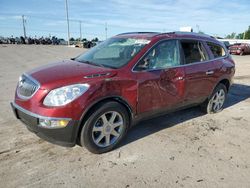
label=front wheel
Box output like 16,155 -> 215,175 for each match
201,84 -> 227,114
80,101 -> 129,154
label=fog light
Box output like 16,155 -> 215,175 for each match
39,119 -> 69,128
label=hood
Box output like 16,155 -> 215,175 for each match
27,60 -> 116,89
229,44 -> 243,49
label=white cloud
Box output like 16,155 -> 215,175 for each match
0,15 -> 22,20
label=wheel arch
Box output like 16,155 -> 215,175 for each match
218,78 -> 230,92
76,96 -> 134,145
207,78 -> 230,101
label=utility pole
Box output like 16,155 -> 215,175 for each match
105,22 -> 107,40
79,20 -> 82,42
22,15 -> 26,38
65,0 -> 70,45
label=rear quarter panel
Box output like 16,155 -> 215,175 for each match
211,56 -> 235,93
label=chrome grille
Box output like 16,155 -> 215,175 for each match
17,74 -> 40,99
230,47 -> 238,50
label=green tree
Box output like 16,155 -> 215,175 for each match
226,32 -> 236,39
244,26 -> 250,39
236,33 -> 244,39
91,37 -> 99,42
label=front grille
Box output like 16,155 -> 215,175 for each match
17,74 -> 40,99
230,48 -> 238,50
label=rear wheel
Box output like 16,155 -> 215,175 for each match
80,101 -> 129,154
201,84 -> 227,114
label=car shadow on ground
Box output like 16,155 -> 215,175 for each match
224,83 -> 250,108
120,83 -> 250,147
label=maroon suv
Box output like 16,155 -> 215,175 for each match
11,32 -> 235,153
229,43 -> 250,55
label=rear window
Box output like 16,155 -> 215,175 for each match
207,42 -> 226,58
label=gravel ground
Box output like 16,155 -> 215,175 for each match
0,45 -> 250,188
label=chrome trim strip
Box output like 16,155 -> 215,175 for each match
131,38 -> 229,73
17,73 -> 41,100
84,72 -> 111,78
12,102 -> 72,121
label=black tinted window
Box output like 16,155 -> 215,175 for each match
207,42 -> 226,58
180,40 -> 208,64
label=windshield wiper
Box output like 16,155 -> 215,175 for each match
74,59 -> 117,69
85,61 -> 106,68
75,59 -> 105,68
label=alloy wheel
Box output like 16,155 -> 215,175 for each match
210,89 -> 226,112
92,111 -> 124,147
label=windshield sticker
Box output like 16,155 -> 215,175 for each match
134,39 -> 151,45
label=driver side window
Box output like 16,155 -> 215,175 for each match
135,40 -> 180,71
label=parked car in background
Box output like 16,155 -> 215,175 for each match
229,43 -> 250,55
0,36 -> 100,48
11,32 -> 235,153
58,38 -> 67,45
0,36 -> 9,44
83,41 -> 96,48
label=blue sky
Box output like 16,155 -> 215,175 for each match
0,0 -> 250,40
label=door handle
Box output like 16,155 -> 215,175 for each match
206,70 -> 214,75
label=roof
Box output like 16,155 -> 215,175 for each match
115,32 -> 160,39
115,31 -> 217,42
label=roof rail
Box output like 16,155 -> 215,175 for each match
156,31 -> 214,38
116,31 -> 215,39
116,32 -> 160,36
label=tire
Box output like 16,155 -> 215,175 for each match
80,101 -> 129,154
201,84 -> 227,114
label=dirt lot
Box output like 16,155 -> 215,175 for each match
0,45 -> 250,188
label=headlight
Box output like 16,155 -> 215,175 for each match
43,84 -> 89,106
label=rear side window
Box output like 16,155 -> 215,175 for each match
180,40 -> 208,64
207,42 -> 226,58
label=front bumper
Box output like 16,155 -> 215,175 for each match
229,50 -> 241,55
11,102 -> 79,147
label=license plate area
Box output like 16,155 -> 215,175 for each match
16,109 -> 38,126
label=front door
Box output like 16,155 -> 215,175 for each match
134,39 -> 185,115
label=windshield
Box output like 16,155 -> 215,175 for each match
75,37 -> 150,68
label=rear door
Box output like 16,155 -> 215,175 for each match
180,39 -> 215,105
134,39 -> 185,115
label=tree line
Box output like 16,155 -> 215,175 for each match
226,26 -> 250,39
